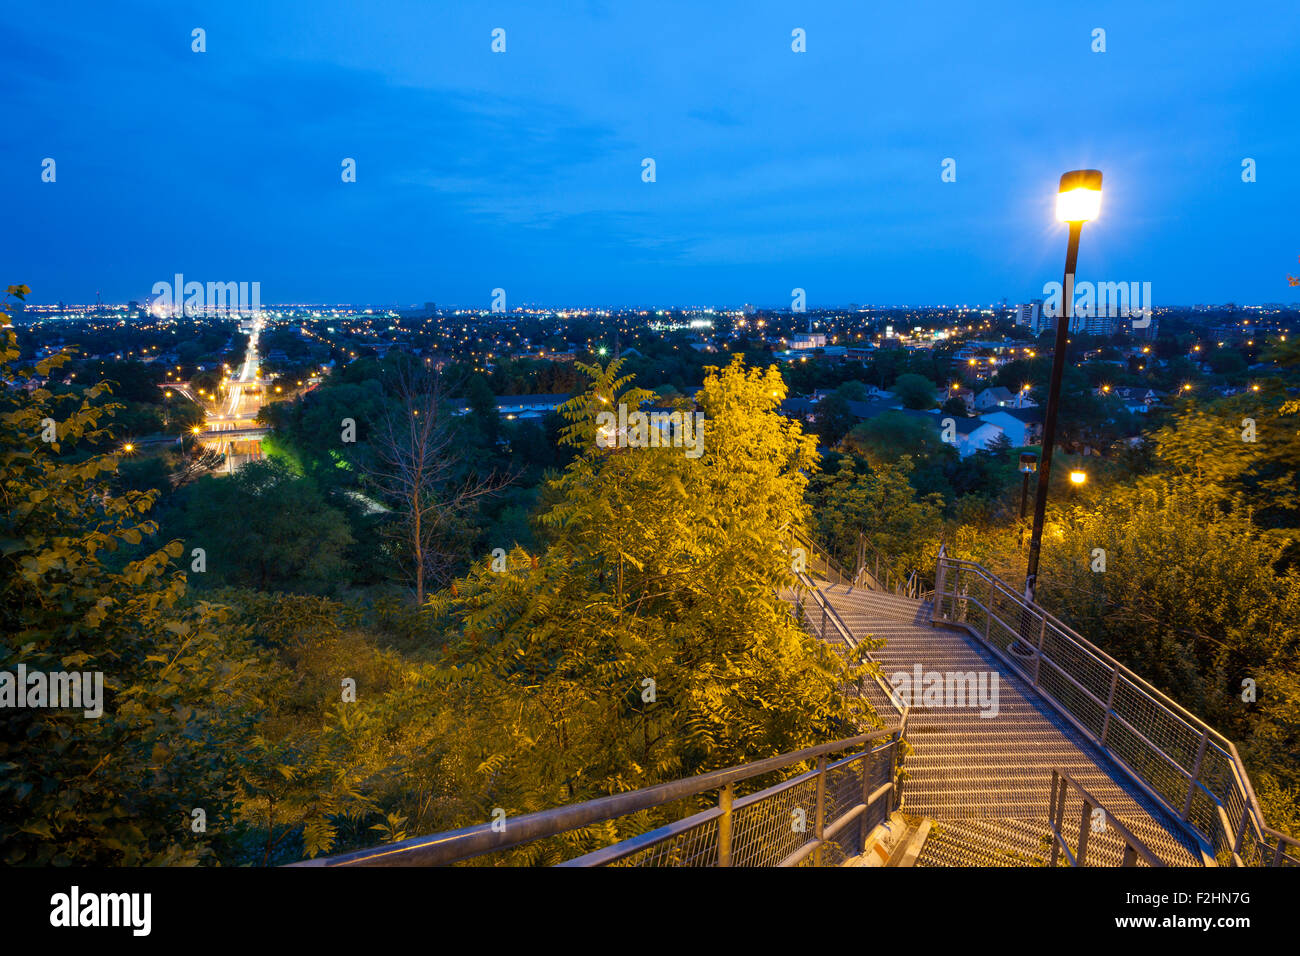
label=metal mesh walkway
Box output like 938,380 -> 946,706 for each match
817,582 -> 1203,867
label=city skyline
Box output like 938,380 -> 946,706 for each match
5,1 -> 1299,306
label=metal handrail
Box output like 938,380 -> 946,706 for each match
296,724 -> 904,867
791,527 -> 854,589
855,532 -> 926,598
791,568 -> 911,727
1048,768 -> 1165,867
932,553 -> 1300,867
561,736 -> 901,867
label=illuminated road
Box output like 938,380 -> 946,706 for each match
224,316 -> 264,420
160,315 -> 319,472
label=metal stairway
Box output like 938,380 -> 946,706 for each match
302,533 -> 1298,868
816,581 -> 1204,866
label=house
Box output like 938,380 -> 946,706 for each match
978,407 -> 1043,447
780,397 -> 817,424
844,400 -> 900,421
791,332 -> 827,350
887,408 -> 1004,458
973,386 -> 1016,411
938,387 -> 975,414
920,410 -> 1006,457
1096,385 -> 1160,414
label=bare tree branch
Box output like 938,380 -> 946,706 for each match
367,361 -> 511,603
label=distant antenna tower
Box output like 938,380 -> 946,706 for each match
96,290 -> 103,313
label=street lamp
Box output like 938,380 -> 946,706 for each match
1069,469 -> 1087,486
1025,169 -> 1102,605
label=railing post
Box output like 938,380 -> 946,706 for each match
1182,731 -> 1210,821
1031,614 -> 1047,687
813,755 -> 827,867
932,554 -> 947,623
1100,666 -> 1120,746
1077,799 -> 1093,867
1049,771 -> 1064,867
859,750 -> 873,855
717,783 -> 734,867
983,577 -> 994,642
1233,804 -> 1249,856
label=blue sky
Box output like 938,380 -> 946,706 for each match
5,0 -> 1299,307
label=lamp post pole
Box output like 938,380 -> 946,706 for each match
1017,451 -> 1038,549
1025,167 -> 1101,605
1019,469 -> 1032,547
1024,220 -> 1080,605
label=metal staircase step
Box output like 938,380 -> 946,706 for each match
806,579 -> 1203,867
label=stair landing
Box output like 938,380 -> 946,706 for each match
819,583 -> 1203,867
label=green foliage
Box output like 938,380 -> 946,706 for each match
0,297 -> 262,865
406,356 -> 876,858
165,458 -> 355,593
845,409 -> 952,467
811,456 -> 945,575
1035,475 -> 1300,823
892,372 -> 938,409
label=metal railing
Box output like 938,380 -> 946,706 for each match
785,526 -> 910,727
854,533 -> 927,599
297,726 -> 904,867
789,566 -> 911,728
790,527 -> 855,589
932,552 -> 1300,867
1048,769 -> 1164,867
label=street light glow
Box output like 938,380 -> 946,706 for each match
1056,169 -> 1103,222
1069,470 -> 1087,485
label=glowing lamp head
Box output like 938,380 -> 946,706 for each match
1019,452 -> 1038,474
1056,169 -> 1103,223
1069,470 -> 1087,486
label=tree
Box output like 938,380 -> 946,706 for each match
166,458 -> 355,593
892,372 -> 938,409
0,286 -> 261,865
844,410 -> 951,467
1035,476 -> 1300,831
811,455 -> 945,574
367,362 -> 507,604
940,396 -> 969,418
814,392 -> 858,446
411,356 -> 875,861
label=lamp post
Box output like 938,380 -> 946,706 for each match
1018,451 -> 1038,547
1025,169 -> 1102,605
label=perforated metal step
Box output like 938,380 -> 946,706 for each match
813,581 -> 1203,867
